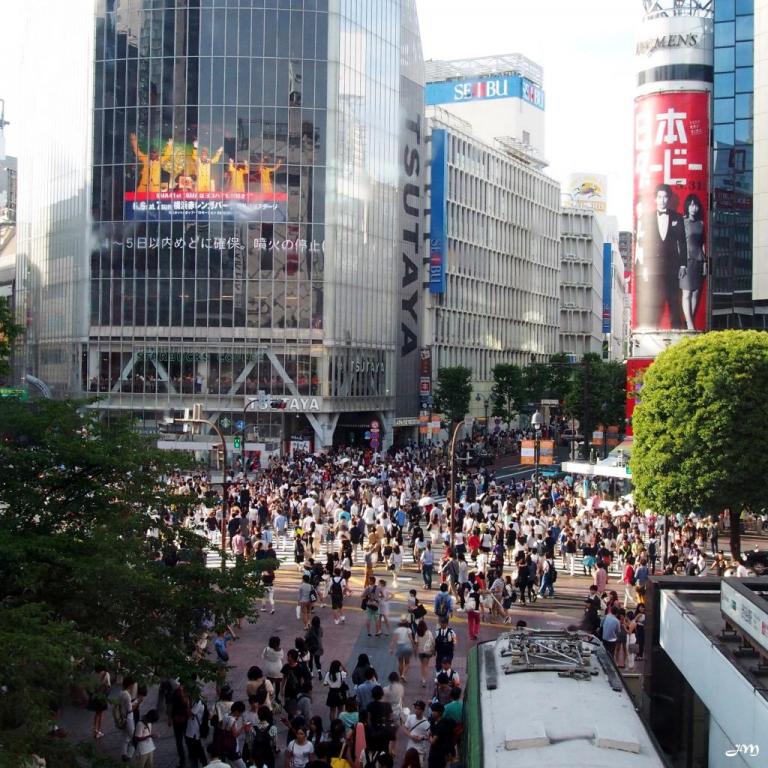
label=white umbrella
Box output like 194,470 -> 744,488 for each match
418,496 -> 435,507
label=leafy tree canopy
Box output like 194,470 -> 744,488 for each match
0,400 -> 266,765
433,366 -> 473,423
490,363 -> 524,422
0,296 -> 23,379
632,331 -> 768,557
565,354 -> 626,435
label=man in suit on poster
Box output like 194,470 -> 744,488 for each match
636,183 -> 687,329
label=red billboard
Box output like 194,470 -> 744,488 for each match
632,91 -> 709,332
625,357 -> 654,435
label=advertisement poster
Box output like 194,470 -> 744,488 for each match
632,91 -> 709,332
125,135 -> 287,221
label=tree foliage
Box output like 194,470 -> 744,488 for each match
564,354 -> 626,435
433,366 -> 473,423
0,400 -> 266,765
632,331 -> 768,558
0,296 -> 23,379
490,363 -> 524,421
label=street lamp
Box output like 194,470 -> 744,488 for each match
166,409 -> 229,571
531,409 -> 543,486
474,393 -> 490,430
448,414 -> 474,549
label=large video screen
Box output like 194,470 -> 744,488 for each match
124,135 -> 287,222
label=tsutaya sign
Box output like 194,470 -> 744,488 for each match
247,395 -> 322,412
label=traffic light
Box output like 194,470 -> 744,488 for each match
233,436 -> 242,450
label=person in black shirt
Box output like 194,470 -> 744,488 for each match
583,585 -> 602,634
427,702 -> 455,768
280,649 -> 312,718
365,685 -> 394,752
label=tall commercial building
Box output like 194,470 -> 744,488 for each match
628,0 -> 714,428
711,0 -> 765,327
15,0 -> 425,455
559,209 -> 626,361
425,107 -> 561,410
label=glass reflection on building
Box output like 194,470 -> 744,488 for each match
82,0 -> 424,451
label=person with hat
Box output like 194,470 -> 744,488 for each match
401,701 -> 430,765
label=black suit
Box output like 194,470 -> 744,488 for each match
637,209 -> 687,329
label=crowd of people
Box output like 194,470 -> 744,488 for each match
101,439 -> 759,768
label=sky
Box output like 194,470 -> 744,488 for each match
415,0 -> 639,229
0,0 -> 639,227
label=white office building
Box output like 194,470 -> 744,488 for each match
425,107 -> 561,407
559,208 -> 627,361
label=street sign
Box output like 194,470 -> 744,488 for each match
220,417 -> 232,429
235,419 -> 245,431
364,431 -> 371,440
0,387 -> 28,401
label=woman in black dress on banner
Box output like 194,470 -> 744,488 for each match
680,193 -> 706,331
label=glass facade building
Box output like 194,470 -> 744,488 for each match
16,0 -> 425,453
710,0 -> 762,327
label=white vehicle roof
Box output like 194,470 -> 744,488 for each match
476,630 -> 667,768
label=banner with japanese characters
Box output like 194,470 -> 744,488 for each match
632,91 -> 709,333
124,135 -> 287,222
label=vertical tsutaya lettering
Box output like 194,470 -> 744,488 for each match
404,145 -> 420,177
403,184 -> 419,217
401,114 -> 421,358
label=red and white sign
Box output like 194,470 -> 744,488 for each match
632,91 -> 709,332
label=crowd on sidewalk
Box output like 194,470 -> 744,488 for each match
100,442 -> 761,768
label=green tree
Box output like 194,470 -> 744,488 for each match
0,400 -> 267,765
0,296 -> 23,379
564,354 -> 626,442
545,352 -> 574,403
632,331 -> 768,560
490,363 -> 524,421
433,366 -> 473,424
521,361 -> 549,405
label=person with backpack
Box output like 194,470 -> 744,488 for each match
183,690 -> 209,768
538,556 -> 556,598
433,584 -> 453,621
132,708 -> 159,768
244,704 -> 277,768
329,567 -> 347,625
433,617 -> 456,669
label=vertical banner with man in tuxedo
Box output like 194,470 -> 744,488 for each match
632,91 -> 709,333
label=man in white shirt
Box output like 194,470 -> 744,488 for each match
402,700 -> 431,764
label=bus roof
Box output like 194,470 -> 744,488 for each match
473,629 -> 667,768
